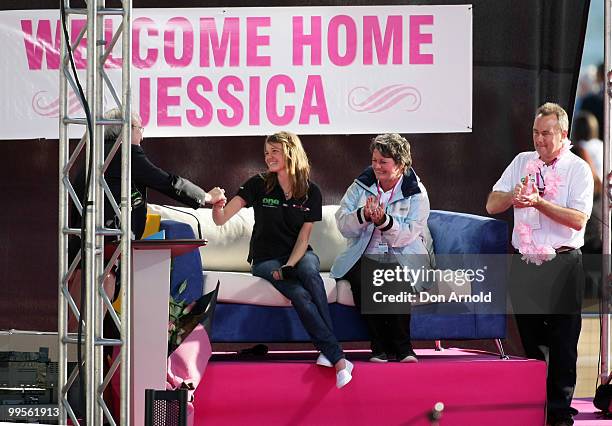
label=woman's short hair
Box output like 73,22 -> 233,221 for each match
370,133 -> 412,170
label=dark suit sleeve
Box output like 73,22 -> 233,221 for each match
132,146 -> 206,208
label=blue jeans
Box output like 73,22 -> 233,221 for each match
252,251 -> 344,364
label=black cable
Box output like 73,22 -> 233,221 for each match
598,290 -> 603,393
161,205 -> 203,239
60,0 -> 94,412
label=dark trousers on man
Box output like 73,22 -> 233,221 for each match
342,259 -> 413,357
510,249 -> 584,424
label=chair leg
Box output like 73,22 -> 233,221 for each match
495,338 -> 509,360
434,340 -> 444,351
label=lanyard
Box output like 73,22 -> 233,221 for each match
376,179 -> 398,211
535,157 -> 558,195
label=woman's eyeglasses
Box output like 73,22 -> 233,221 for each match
131,124 -> 144,133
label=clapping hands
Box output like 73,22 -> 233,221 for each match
512,180 -> 540,208
364,196 -> 385,225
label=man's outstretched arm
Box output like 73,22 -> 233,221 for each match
486,190 -> 513,215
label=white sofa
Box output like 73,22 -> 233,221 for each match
148,204 -> 508,345
148,204 -> 466,308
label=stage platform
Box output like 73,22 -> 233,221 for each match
194,348 -> 547,426
573,398 -> 610,425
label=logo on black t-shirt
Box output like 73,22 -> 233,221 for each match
262,197 -> 280,207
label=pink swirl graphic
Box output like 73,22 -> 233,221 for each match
32,91 -> 83,117
348,84 -> 422,113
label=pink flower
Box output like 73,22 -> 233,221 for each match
516,221 -> 556,265
559,138 -> 573,157
525,159 -> 544,176
515,223 -> 532,245
537,244 -> 556,258
543,170 -> 562,199
521,252 -> 540,265
532,245 -> 556,265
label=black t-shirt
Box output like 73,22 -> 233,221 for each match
237,174 -> 322,264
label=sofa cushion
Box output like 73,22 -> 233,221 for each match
309,206 -> 348,271
203,271 -> 338,307
428,210 -> 508,255
148,204 -> 348,273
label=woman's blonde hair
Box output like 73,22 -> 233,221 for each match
263,131 -> 311,200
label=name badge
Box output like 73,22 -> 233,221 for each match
376,242 -> 389,254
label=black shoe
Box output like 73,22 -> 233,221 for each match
551,420 -> 573,426
547,414 -> 574,426
398,350 -> 418,363
369,352 -> 389,363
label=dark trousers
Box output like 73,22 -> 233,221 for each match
342,259 -> 412,356
510,250 -> 584,421
515,313 -> 581,420
252,251 -> 344,364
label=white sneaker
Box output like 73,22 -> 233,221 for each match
316,353 -> 333,368
369,352 -> 389,363
399,353 -> 418,363
399,350 -> 418,363
336,360 -> 354,389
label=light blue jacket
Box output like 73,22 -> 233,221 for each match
330,167 -> 435,281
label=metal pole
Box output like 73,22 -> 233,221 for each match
119,0 -> 133,422
84,1 -> 99,423
93,2 -> 106,425
602,0 -> 612,383
57,1 -> 70,422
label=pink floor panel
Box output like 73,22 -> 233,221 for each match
193,348 -> 547,426
573,398 -> 610,425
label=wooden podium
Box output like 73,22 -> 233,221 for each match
128,240 -> 206,426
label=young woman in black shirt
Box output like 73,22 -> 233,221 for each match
212,131 -> 353,389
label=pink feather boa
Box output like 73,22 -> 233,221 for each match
516,139 -> 572,265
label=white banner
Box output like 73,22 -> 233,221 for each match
0,5 -> 472,139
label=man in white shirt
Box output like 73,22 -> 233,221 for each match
486,102 -> 593,426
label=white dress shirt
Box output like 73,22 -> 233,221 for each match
492,150 -> 593,250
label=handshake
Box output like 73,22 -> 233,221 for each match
205,186 -> 227,208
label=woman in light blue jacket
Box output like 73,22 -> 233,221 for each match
331,133 -> 434,363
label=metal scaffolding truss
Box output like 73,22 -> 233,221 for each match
58,0 -> 132,425
604,0 -> 612,384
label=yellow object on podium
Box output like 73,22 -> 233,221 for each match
141,213 -> 161,239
